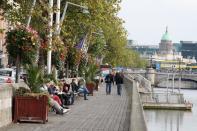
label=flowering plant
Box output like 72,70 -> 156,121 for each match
51,36 -> 67,69
5,25 -> 39,64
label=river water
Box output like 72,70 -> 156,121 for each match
144,88 -> 197,131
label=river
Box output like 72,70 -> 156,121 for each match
144,88 -> 197,131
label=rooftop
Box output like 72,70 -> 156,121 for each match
161,27 -> 171,41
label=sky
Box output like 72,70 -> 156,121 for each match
118,0 -> 197,45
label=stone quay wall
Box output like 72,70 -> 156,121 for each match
124,75 -> 148,131
0,84 -> 13,128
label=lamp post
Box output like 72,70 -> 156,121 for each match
47,1 -> 88,74
47,0 -> 53,74
27,0 -> 36,28
178,58 -> 181,95
58,2 -> 88,34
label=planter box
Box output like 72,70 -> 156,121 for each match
14,95 -> 48,123
86,83 -> 95,96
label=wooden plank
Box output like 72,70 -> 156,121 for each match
1,83 -> 131,131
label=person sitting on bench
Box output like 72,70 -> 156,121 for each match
41,83 -> 70,115
71,78 -> 79,93
78,79 -> 89,100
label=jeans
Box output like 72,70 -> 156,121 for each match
106,83 -> 112,94
78,87 -> 89,100
117,84 -> 122,95
49,97 -> 63,114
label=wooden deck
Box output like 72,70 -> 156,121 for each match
1,83 -> 131,131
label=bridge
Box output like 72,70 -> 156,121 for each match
0,75 -> 148,131
155,72 -> 197,89
126,69 -> 197,89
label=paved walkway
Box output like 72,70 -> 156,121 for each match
1,83 -> 131,131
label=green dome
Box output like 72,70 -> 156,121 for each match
161,27 -> 171,41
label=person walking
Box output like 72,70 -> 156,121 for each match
115,72 -> 124,95
105,72 -> 114,95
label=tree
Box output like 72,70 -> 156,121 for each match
1,0 -> 146,76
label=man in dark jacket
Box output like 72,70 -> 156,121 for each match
71,78 -> 79,92
105,72 -> 114,95
115,72 -> 124,95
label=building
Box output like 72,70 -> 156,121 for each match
159,27 -> 173,55
173,43 -> 181,52
129,28 -> 197,70
151,28 -> 196,69
149,28 -> 197,69
180,41 -> 197,60
127,39 -> 133,48
131,45 -> 158,58
0,12 -> 8,67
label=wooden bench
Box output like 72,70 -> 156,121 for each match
73,92 -> 81,100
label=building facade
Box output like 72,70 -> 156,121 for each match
129,28 -> 197,70
159,27 -> 173,55
131,45 -> 158,58
152,28 -> 196,69
180,41 -> 197,60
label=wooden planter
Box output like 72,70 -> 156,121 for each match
14,95 -> 48,123
86,83 -> 95,96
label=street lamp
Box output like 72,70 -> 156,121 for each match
47,1 -> 88,74
178,58 -> 181,94
58,1 -> 88,34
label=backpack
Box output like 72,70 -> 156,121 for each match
105,75 -> 111,83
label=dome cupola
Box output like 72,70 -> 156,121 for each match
161,27 -> 171,41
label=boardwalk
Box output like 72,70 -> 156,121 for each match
1,83 -> 131,131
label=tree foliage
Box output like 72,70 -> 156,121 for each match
1,0 -> 146,71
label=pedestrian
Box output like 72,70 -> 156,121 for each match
105,72 -> 114,95
115,72 -> 124,95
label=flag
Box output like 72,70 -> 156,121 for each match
75,34 -> 88,53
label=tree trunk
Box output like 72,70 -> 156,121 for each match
15,54 -> 20,83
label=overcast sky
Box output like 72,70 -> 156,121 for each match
118,0 -> 197,45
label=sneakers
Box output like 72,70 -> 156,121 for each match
56,108 -> 70,115
62,109 -> 70,113
62,105 -> 69,109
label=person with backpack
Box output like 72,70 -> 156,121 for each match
105,72 -> 114,95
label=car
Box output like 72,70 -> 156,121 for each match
11,66 -> 27,79
0,68 -> 16,83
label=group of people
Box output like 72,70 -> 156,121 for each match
36,71 -> 124,114
40,78 -> 89,115
105,71 -> 124,95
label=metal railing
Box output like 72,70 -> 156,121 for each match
140,92 -> 184,104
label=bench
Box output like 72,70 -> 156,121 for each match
73,92 -> 82,100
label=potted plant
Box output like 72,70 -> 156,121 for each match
13,64 -> 49,123
5,25 -> 48,123
5,24 -> 39,83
